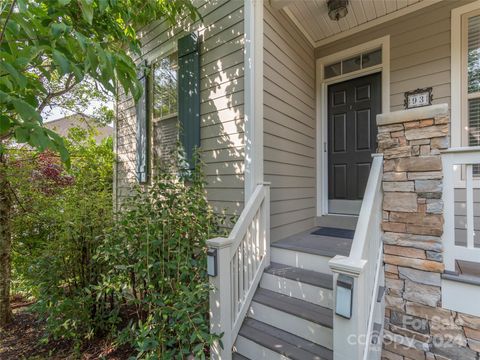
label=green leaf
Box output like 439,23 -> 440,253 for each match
11,97 -> 42,122
0,62 -> 27,88
14,125 -> 30,142
52,49 -> 70,75
16,0 -> 27,12
58,0 -> 72,4
80,0 -> 94,24
0,116 -> 12,135
51,23 -> 68,38
99,0 -> 109,14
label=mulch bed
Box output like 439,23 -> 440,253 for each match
0,299 -> 135,360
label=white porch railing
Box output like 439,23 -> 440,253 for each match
207,182 -> 270,360
329,154 -> 385,360
442,146 -> 480,272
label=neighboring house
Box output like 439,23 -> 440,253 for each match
115,1 -> 480,359
46,114 -> 113,143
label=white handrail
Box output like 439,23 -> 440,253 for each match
208,182 -> 270,360
329,154 -> 384,360
442,147 -> 480,272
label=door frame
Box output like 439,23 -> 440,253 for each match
316,35 -> 390,216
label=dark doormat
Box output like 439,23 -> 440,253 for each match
311,227 -> 355,239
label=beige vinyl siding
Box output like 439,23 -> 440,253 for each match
115,0 -> 245,219
315,0 -> 476,112
264,3 -> 316,242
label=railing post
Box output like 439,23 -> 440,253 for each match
442,155 -> 456,272
329,258 -> 367,360
261,182 -> 271,266
209,241 -> 232,360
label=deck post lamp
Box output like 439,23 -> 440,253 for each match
207,248 -> 218,277
335,274 -> 354,319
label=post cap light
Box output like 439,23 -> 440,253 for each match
335,274 -> 354,319
207,248 -> 217,277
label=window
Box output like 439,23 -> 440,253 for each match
324,48 -> 382,79
152,51 -> 178,120
466,14 -> 480,149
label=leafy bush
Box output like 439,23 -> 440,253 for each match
10,128 -> 114,347
96,151 -> 222,359
11,133 -> 220,357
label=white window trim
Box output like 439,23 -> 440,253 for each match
151,50 -> 179,122
451,0 -> 480,149
451,1 -> 480,187
316,35 -> 390,216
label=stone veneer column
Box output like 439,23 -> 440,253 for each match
377,104 -> 480,360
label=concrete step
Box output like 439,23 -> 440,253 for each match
261,262 -> 333,308
248,288 -> 333,349
235,318 -> 333,360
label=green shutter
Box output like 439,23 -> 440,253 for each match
178,33 -> 200,169
135,61 -> 149,183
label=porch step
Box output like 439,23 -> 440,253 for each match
249,288 -> 333,349
271,226 -> 353,273
236,318 -> 333,360
232,353 -> 250,360
315,214 -> 358,230
261,262 -> 333,308
271,228 -> 353,258
271,247 -> 332,274
265,262 -> 334,289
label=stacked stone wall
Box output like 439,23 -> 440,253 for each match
378,106 -> 480,360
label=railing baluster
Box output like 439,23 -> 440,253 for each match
207,183 -> 271,359
238,241 -> 244,304
247,226 -> 251,289
233,253 -> 238,318
466,164 -> 474,249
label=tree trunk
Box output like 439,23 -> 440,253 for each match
0,151 -> 12,326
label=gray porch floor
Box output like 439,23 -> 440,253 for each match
271,216 -> 356,258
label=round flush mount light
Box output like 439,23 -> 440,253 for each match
327,0 -> 349,21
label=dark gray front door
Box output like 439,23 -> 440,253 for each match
327,73 -> 381,215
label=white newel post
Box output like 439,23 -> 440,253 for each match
262,182 -> 271,266
329,259 -> 367,360
209,242 -> 232,360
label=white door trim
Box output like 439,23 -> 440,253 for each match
315,35 -> 390,216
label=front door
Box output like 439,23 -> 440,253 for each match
327,73 -> 381,215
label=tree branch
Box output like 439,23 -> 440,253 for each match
37,74 -> 77,113
0,0 -> 17,48
0,132 -> 12,143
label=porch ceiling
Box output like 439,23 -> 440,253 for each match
273,0 -> 443,47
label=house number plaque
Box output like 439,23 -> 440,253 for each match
404,87 -> 433,109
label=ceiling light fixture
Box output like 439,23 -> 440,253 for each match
327,0 -> 349,21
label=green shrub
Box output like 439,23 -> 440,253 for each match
10,128 -> 114,347
11,134 -> 220,357
96,151 -> 222,359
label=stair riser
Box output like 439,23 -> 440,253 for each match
271,248 -> 332,274
260,273 -> 333,309
235,336 -> 290,360
442,278 -> 480,317
248,302 -> 333,350
315,215 -> 358,230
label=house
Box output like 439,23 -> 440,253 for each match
46,114 -> 114,144
114,0 -> 480,359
